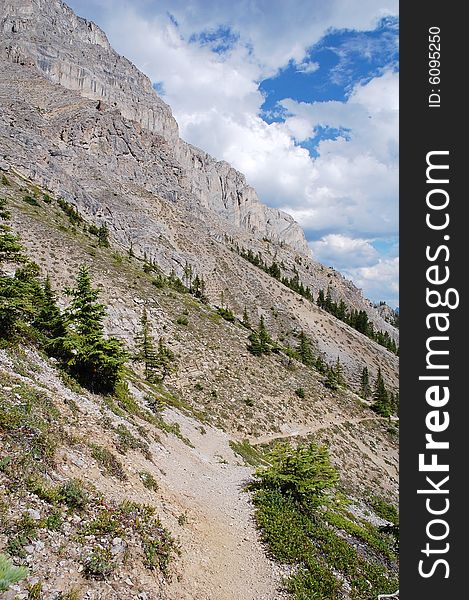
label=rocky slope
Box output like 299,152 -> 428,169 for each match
0,171 -> 398,599
0,0 -> 398,386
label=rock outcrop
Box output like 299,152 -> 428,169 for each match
0,0 -> 310,254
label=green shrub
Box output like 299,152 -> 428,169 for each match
22,194 -> 39,206
0,553 -> 28,591
90,444 -> 127,480
59,479 -> 88,510
295,387 -> 306,399
176,315 -> 188,326
216,307 -> 235,322
253,442 -> 338,509
83,547 -> 114,579
139,471 -> 158,491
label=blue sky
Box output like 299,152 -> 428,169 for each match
68,0 -> 399,307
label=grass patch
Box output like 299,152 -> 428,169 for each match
139,471 -> 158,491
229,440 -> 269,467
90,444 -> 127,480
368,495 -> 399,525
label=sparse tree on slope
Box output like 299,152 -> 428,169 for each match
57,265 -> 127,393
134,307 -> 159,382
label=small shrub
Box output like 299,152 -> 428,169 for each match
176,315 -> 188,326
216,307 -> 235,322
194,382 -> 204,392
295,387 -> 306,399
0,553 -> 28,591
81,510 -> 122,536
90,444 -> 127,480
44,509 -> 63,530
22,194 -> 39,206
1,174 -> 10,186
139,471 -> 158,491
83,547 -> 115,579
59,479 -> 88,510
253,441 -> 338,509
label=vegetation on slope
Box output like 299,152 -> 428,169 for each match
250,441 -> 399,599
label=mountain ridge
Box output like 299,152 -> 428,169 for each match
0,0 -> 311,255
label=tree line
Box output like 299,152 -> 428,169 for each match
235,245 -> 398,356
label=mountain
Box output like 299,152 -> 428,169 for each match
0,1 -> 399,599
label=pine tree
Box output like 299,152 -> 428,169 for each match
360,366 -> 370,400
258,315 -> 272,353
242,306 -> 251,329
134,308 -> 159,382
97,223 -> 109,247
297,331 -> 313,366
315,355 -> 327,374
183,262 -> 193,291
33,275 -> 66,340
247,331 -> 263,356
155,337 -> 175,381
372,367 -> 390,417
317,289 -> 325,309
57,265 -> 126,393
335,357 -> 345,387
0,198 -> 40,337
325,366 -> 339,390
66,266 -> 106,336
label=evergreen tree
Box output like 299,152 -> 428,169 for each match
258,315 -> 273,353
336,299 -> 347,321
335,357 -> 345,387
0,199 -> 40,337
325,286 -> 333,312
134,308 -> 159,382
317,289 -> 325,309
183,261 -> 193,291
97,223 -> 109,247
325,366 -> 339,390
155,337 -> 175,381
372,367 -> 390,417
360,366 -> 370,400
247,331 -> 263,356
65,266 -> 106,336
297,331 -> 314,366
248,316 -> 273,355
57,265 -> 126,393
33,275 -> 66,340
315,355 -> 327,374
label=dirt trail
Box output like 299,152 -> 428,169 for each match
247,416 -> 382,446
157,408 -> 286,600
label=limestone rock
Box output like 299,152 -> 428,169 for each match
0,0 -> 309,254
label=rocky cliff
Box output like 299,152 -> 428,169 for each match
0,0 -> 309,254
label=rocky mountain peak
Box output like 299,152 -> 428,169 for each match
0,0 -> 310,254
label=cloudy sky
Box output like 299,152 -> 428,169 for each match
68,0 -> 399,308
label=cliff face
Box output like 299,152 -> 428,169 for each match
0,0 -> 310,254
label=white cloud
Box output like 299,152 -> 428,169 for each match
68,0 -> 399,304
348,257 -> 399,308
310,234 -> 379,270
295,60 -> 320,74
